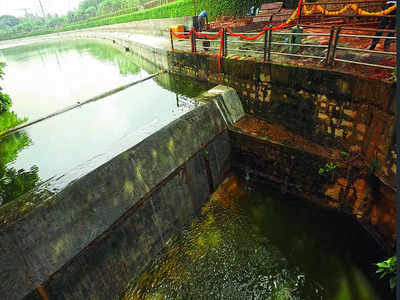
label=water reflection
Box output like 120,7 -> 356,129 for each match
0,110 -> 26,133
0,40 -> 213,208
0,132 -> 39,206
0,40 -> 144,120
124,175 -> 389,300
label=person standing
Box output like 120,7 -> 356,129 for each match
369,0 -> 396,50
197,10 -> 209,31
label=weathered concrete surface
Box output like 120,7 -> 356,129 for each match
230,120 -> 395,252
0,86 -> 244,300
94,16 -> 193,37
167,51 -> 396,193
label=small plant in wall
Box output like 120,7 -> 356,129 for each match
318,162 -> 337,175
318,162 -> 338,182
376,256 -> 396,289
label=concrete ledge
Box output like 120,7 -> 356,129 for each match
95,16 -> 193,38
0,86 -> 244,300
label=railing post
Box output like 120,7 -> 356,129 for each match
263,29 -> 268,62
169,29 -> 174,51
330,26 -> 341,66
223,28 -> 228,57
191,30 -> 197,52
298,2 -> 302,26
267,29 -> 272,62
325,25 -> 335,65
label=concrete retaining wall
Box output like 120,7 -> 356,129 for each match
0,86 -> 245,300
167,51 -> 396,191
94,16 -> 194,37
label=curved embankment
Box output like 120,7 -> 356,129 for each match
0,85 -> 244,300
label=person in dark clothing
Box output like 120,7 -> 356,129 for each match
369,0 -> 396,50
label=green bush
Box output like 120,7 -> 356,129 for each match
376,256 -> 396,289
0,62 -> 11,113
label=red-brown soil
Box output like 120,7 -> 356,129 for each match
235,116 -> 342,159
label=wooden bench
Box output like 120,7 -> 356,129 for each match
253,2 -> 295,23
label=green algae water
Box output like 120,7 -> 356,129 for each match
123,175 -> 392,300
0,40 -> 212,207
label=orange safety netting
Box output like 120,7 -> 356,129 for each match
302,1 -> 396,16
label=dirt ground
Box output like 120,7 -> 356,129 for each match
234,116 -> 342,160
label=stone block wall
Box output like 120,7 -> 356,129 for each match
166,51 -> 396,191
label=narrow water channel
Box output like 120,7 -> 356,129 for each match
0,40 -> 213,207
123,175 -> 392,300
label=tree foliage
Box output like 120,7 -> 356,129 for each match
0,0 -> 295,41
0,132 -> 39,207
0,62 -> 11,113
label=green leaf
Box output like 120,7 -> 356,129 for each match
376,262 -> 387,268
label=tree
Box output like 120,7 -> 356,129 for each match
0,15 -> 20,28
0,62 -> 11,113
85,6 -> 97,17
99,0 -> 114,14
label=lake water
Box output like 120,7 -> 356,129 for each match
0,40 -> 212,207
123,175 -> 392,300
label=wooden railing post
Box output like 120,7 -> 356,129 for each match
223,28 -> 228,57
298,2 -> 303,25
325,25 -> 335,65
330,26 -> 341,65
267,29 -> 272,62
191,30 -> 196,52
169,29 -> 174,51
263,29 -> 268,62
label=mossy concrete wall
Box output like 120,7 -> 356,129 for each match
167,51 -> 396,192
0,86 -> 244,300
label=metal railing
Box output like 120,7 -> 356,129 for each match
331,26 -> 396,69
170,25 -> 396,70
